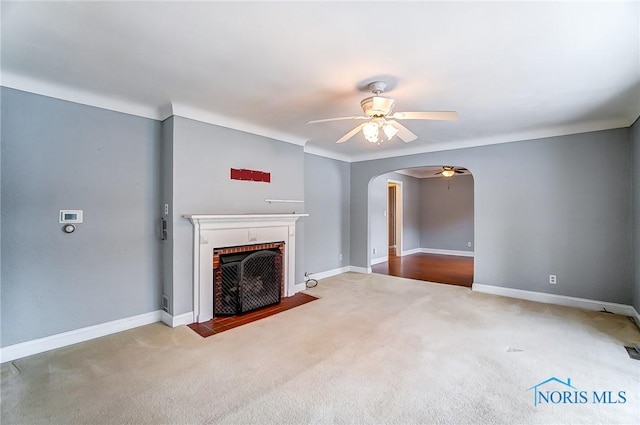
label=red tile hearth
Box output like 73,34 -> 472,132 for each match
188,292 -> 318,338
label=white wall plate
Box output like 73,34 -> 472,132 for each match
59,210 -> 83,223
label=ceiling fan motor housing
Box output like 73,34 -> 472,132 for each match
360,96 -> 395,117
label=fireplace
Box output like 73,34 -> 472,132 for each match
213,242 -> 284,316
184,214 -> 308,323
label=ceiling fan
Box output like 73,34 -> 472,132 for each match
435,166 -> 467,177
306,81 -> 458,145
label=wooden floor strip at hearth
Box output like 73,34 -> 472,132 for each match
188,292 -> 318,338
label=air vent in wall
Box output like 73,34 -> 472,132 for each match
161,295 -> 169,312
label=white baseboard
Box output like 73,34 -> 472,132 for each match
349,266 -> 372,274
290,281 -> 307,295
632,307 -> 640,328
370,256 -> 388,265
472,283 -> 638,317
401,248 -> 422,256
302,266 -> 371,283
305,266 -> 351,281
374,248 -> 474,258
420,248 -> 474,257
0,310 -> 162,363
160,311 -> 194,328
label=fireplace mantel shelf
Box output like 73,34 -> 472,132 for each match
184,213 -> 308,223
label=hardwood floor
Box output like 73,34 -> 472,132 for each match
372,251 -> 474,287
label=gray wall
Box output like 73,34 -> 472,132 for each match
351,129 -> 633,304
160,117 -> 174,313
1,88 -> 162,347
632,118 -> 640,313
303,153 -> 350,274
2,86 -> 637,349
420,174 -> 474,252
168,116 -> 305,315
369,172 -> 421,262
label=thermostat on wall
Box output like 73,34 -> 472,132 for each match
59,210 -> 83,224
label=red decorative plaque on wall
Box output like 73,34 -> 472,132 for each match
230,168 -> 271,183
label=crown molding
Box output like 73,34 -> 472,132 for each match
0,74 -> 308,146
1,72 -> 163,120
303,144 -> 352,162
2,74 -> 631,162
350,117 -> 631,162
168,102 -> 308,146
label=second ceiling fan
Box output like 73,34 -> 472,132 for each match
435,166 -> 467,177
307,81 -> 458,145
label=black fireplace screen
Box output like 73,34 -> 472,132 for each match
217,248 -> 282,315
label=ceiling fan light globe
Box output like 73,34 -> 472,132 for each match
383,123 -> 399,140
441,169 -> 455,177
363,122 -> 380,143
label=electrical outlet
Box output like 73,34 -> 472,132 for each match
549,275 -> 557,285
373,248 -> 377,254
339,253 -> 343,261
467,241 -> 472,247
164,203 -> 169,215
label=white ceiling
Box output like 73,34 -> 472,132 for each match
2,1 -> 638,162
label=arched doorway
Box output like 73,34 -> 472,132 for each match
368,166 -> 474,287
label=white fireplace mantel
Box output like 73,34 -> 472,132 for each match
184,213 -> 308,323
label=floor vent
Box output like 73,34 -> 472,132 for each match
624,345 -> 640,360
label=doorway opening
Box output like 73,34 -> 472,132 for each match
371,167 -> 475,287
387,180 -> 403,257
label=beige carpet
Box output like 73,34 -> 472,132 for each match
2,272 -> 639,424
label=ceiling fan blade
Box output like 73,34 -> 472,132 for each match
389,121 -> 417,143
435,171 -> 443,175
454,170 -> 464,174
336,124 -> 365,144
306,116 -> 369,124
392,111 -> 459,121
